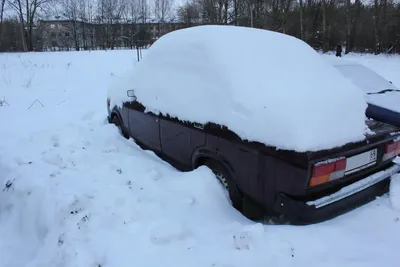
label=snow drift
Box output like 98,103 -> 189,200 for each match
1,50 -> 400,267
108,25 -> 368,152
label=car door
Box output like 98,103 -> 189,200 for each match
159,115 -> 206,169
124,99 -> 161,152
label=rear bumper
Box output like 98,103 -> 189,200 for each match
274,163 -> 400,224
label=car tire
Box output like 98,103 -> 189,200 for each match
204,160 -> 243,212
111,114 -> 129,139
204,159 -> 265,221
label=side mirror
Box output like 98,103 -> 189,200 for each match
127,89 -> 135,97
127,90 -> 137,101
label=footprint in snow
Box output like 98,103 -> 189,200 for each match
42,152 -> 67,169
232,223 -> 265,251
148,168 -> 162,181
81,110 -> 96,121
14,156 -> 33,165
49,170 -> 61,177
233,232 -> 251,250
150,222 -> 189,245
77,214 -> 90,230
68,197 -> 86,216
51,134 -> 60,147
102,144 -> 119,153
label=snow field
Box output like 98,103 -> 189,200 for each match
0,50 -> 400,267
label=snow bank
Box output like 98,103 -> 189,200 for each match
390,173 -> 400,211
2,50 -> 400,267
108,25 -> 368,152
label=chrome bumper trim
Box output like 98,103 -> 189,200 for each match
307,164 -> 400,209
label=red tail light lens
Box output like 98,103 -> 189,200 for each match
309,158 -> 347,187
382,140 -> 400,161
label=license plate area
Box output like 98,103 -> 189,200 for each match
345,148 -> 377,175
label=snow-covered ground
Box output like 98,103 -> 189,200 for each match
1,50 -> 400,267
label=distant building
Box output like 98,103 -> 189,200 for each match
38,19 -> 193,51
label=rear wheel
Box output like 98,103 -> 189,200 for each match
204,160 -> 243,211
111,114 -> 129,139
204,159 -> 265,221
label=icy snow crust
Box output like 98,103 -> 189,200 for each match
1,50 -> 400,267
110,25 -> 368,152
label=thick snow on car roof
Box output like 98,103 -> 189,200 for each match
109,25 -> 368,152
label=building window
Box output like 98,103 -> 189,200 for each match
65,32 -> 70,37
50,24 -> 55,29
51,32 -> 56,38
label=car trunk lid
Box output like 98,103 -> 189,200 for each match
306,119 -> 400,190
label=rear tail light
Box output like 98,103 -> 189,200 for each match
309,137 -> 400,187
309,158 -> 346,187
382,140 -> 400,161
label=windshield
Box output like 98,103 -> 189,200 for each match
334,64 -> 398,94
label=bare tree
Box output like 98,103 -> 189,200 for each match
7,0 -> 52,51
126,0 -> 140,23
83,0 -> 96,49
77,0 -> 91,50
373,0 -> 380,54
138,0 -> 149,23
154,0 -> 173,23
97,0 -> 126,49
299,0 -> 304,40
121,0 -> 140,48
61,0 -> 79,50
177,1 -> 200,25
0,0 -> 6,46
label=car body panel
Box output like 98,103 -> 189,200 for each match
366,92 -> 400,115
107,89 -> 400,224
366,104 -> 400,130
129,109 -> 161,152
159,116 -> 206,170
122,101 -> 162,152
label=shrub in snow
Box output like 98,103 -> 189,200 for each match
108,25 -> 368,152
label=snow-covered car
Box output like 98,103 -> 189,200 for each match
331,60 -> 400,128
107,26 -> 400,224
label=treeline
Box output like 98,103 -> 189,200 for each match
1,0 -> 400,54
176,0 -> 400,54
0,0 -> 174,52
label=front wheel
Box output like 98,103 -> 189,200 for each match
111,115 -> 129,139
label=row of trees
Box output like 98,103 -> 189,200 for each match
177,0 -> 400,54
0,0 -> 176,52
1,0 -> 400,54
